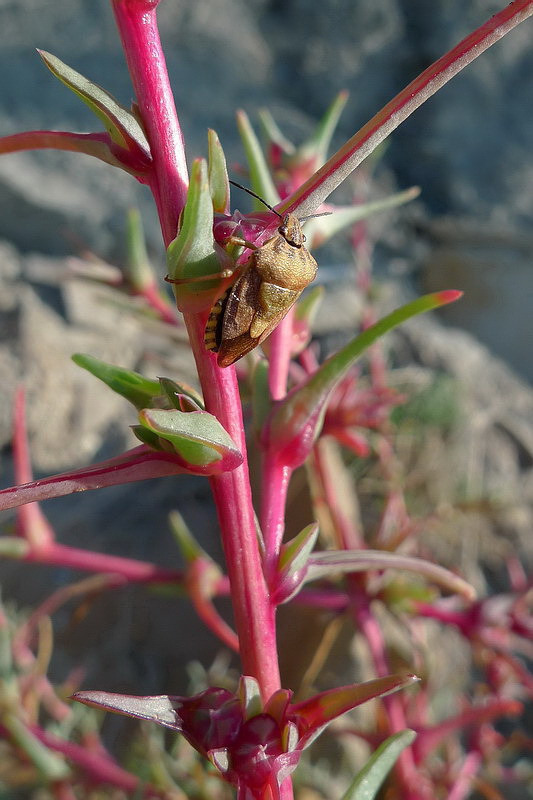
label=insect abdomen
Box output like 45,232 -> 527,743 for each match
204,289 -> 229,353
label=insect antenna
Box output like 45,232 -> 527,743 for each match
229,180 -> 282,219
229,179 -> 331,223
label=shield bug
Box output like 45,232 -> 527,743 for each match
205,181 -> 319,367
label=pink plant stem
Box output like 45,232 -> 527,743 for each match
260,452 -> 291,576
111,0 -> 187,247
266,311 -> 294,400
25,541 -> 183,584
137,281 -> 178,325
447,752 -> 482,800
111,1 -> 283,704
187,315 -> 281,700
13,387 -> 55,551
353,592 -> 425,796
261,313 -> 295,574
311,435 -> 423,793
25,724 -> 163,797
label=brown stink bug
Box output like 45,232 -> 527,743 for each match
205,181 -> 319,367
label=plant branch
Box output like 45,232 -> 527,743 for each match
111,0 -> 188,243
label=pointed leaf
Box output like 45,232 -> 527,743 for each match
292,285 -> 325,355
0,601 -> 13,677
38,50 -> 150,160
258,108 -> 295,158
294,285 -> 324,325
0,130 -> 139,172
167,158 -> 230,311
208,129 -> 230,213
238,676 -> 263,720
125,208 -> 153,290
341,730 -> 417,800
265,291 -> 462,468
272,523 -> 319,603
159,378 -> 205,411
72,354 -> 162,410
306,186 -> 421,250
293,674 -> 419,748
158,378 -> 205,411
305,550 -> 476,601
0,445 -> 232,512
138,409 -> 241,468
279,523 -> 319,573
168,510 -> 210,564
236,110 -> 279,208
72,691 -> 184,730
296,90 -> 349,169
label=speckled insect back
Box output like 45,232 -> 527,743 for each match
205,194 -> 318,367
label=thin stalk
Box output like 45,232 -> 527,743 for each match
186,314 -> 281,700
260,452 -> 292,576
267,311 -> 294,400
111,0 -> 188,245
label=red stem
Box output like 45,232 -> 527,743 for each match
13,387 -> 55,551
260,453 -> 291,578
187,314 -> 281,700
25,541 -> 183,584
267,311 -> 294,400
111,0 -> 188,246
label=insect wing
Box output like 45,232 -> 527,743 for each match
210,267 -> 300,367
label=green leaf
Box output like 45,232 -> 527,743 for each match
131,424 -> 164,450
341,730 -> 417,800
258,108 -> 295,158
296,90 -> 349,169
159,378 -> 205,411
304,550 -> 476,601
138,409 -> 241,468
273,523 -> 319,603
168,510 -> 211,564
38,50 -> 150,159
279,523 -> 318,574
292,285 -> 325,355
207,129 -> 230,213
0,130 -> 133,172
235,110 -> 279,208
125,208 -> 153,290
72,354 -> 162,410
266,292 -> 462,467
0,598 -> 13,677
305,186 -> 421,250
166,158 -> 230,312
